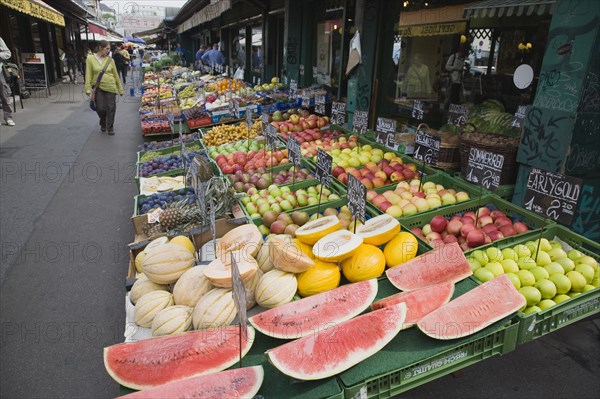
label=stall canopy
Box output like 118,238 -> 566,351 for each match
464,0 -> 556,19
0,0 -> 65,26
177,0 -> 232,34
398,3 -> 470,37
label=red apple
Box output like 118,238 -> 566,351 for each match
460,223 -> 476,237
379,201 -> 393,212
494,216 -> 513,228
402,169 -> 416,180
490,210 -> 506,220
430,215 -> 448,233
366,190 -> 378,201
338,172 -> 348,184
372,177 -> 386,188
443,235 -> 458,244
499,224 -> 517,237
463,211 -> 477,220
361,178 -> 374,189
426,232 -> 443,242
450,215 -> 462,222
482,223 -> 498,235
460,216 -> 475,225
477,215 -> 494,228
447,219 -> 463,235
513,222 -> 529,234
383,166 -> 395,177
476,207 -> 491,218
390,171 -> 404,182
488,230 -> 505,242
466,228 -> 486,247
372,194 -> 388,207
411,227 -> 424,238
332,166 -> 345,178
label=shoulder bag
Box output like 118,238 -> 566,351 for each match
90,59 -> 111,111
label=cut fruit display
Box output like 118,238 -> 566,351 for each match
295,215 -> 342,245
386,242 -> 472,291
417,274 -> 525,339
268,235 -> 315,273
371,282 -> 455,327
250,279 -> 378,339
355,214 -> 400,246
203,253 -> 259,288
104,326 -> 255,390
214,224 -> 263,259
266,303 -> 406,380
312,230 -> 363,262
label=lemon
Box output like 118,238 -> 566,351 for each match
169,236 -> 196,254
383,232 -> 419,268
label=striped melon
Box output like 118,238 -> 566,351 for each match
255,270 -> 297,309
134,290 -> 174,328
142,243 -> 195,284
192,288 -> 237,330
173,265 -> 213,307
151,305 -> 193,337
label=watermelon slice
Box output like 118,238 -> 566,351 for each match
386,242 -> 472,291
104,326 -> 255,390
266,303 -> 407,380
249,279 -> 378,339
371,282 -> 454,327
417,274 -> 525,340
116,366 -> 264,399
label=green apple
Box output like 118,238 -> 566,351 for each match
328,193 -> 341,201
534,251 -> 552,266
517,257 -> 537,271
574,263 -> 595,284
566,271 -> 587,292
505,272 -> 521,289
517,269 -> 536,287
307,197 -> 319,206
549,240 -> 563,249
547,247 -> 568,261
502,248 -> 519,261
472,250 -> 489,266
534,278 -> 557,299
280,200 -> 293,211
519,286 -> 542,307
525,241 -> 539,257
575,255 -> 598,268
538,299 -> 556,311
544,262 -> 565,276
485,262 -> 504,277
555,257 -> 576,273
553,294 -> 571,303
530,266 -> 550,282
474,267 -> 495,283
258,224 -> 270,236
501,259 -> 520,274
537,238 -> 553,252
270,203 -> 282,214
514,244 -> 532,258
281,186 -> 291,194
567,249 -> 583,261
486,247 -> 504,262
522,306 -> 542,314
467,258 -> 481,272
582,284 -> 596,292
549,273 -> 571,294
245,203 -> 258,215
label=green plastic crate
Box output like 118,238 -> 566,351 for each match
470,224 -> 600,345
136,140 -> 204,164
340,278 -> 519,399
400,194 -> 552,253
451,173 -> 515,200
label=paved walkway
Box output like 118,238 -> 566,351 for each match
0,83 -> 598,398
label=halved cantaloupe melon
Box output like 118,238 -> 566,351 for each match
355,214 -> 400,246
295,216 -> 341,245
313,230 -> 363,262
203,251 -> 259,288
215,224 -> 263,259
269,236 -> 315,273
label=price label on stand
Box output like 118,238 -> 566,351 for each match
375,117 -> 397,150
331,101 -> 346,125
287,137 -> 301,167
353,110 -> 369,134
230,254 -> 248,340
228,99 -> 235,116
313,65 -> 318,79
289,80 -> 298,98
464,147 -> 504,190
233,100 -> 241,119
412,100 -> 424,120
347,174 -> 366,223
245,108 -> 253,128
413,131 -> 441,165
252,76 -> 256,85
301,94 -> 311,108
315,148 -> 333,188
448,104 -> 469,128
262,113 -> 269,136
523,168 -> 583,225
315,94 -> 326,115
266,124 -> 278,149
511,105 -> 528,129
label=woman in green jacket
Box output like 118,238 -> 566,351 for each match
85,40 -> 123,135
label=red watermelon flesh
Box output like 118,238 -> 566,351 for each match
117,366 -> 264,399
417,274 -> 525,340
266,303 -> 407,380
386,242 -> 472,291
249,279 -> 378,339
371,282 -> 454,327
104,326 -> 255,390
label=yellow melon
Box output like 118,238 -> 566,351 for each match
295,216 -> 341,245
297,260 -> 341,297
312,230 -> 363,262
355,214 -> 400,246
341,244 -> 386,282
384,232 -> 419,268
169,235 -> 196,254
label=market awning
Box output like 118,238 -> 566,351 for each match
398,3 -> 471,37
0,0 -> 65,26
464,0 -> 556,19
88,20 -> 108,36
178,0 -> 232,34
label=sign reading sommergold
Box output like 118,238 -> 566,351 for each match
1,0 -> 65,27
399,21 -> 466,37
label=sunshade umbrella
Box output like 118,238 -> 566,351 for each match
132,37 -> 146,44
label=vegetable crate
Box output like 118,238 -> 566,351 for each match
399,194 -> 552,253
477,224 -> 600,345
340,278 -> 519,399
136,140 -> 204,164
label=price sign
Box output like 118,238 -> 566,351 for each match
266,124 -> 278,149
245,108 -> 253,128
181,142 -> 190,169
230,253 -> 248,340
299,64 -> 305,77
523,167 -> 583,225
262,113 -> 269,136
464,146 -> 504,190
331,101 -> 346,125
511,105 -> 528,129
301,94 -> 311,108
289,79 -> 298,98
413,131 -> 441,165
315,148 -> 333,188
313,65 -> 318,78
412,100 -> 424,120
287,137 -> 301,167
315,94 -> 326,115
284,75 -> 288,85
257,77 -> 261,85
347,174 -> 366,223
447,104 -> 469,128
252,76 -> 256,84
375,117 -> 398,150
233,100 -> 241,119
352,110 -> 368,133
228,99 -> 235,116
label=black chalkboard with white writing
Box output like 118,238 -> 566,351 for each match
352,110 -> 368,134
447,103 -> 469,127
347,174 -> 366,223
465,146 -> 504,190
331,101 -> 346,125
413,131 -> 441,165
315,148 -> 333,188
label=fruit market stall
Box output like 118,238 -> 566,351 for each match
112,78 -> 600,399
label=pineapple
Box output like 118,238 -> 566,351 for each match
147,224 -> 166,240
159,200 -> 204,232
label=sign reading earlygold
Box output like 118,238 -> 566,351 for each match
399,21 -> 467,37
1,0 -> 65,27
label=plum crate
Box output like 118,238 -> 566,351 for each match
471,224 -> 600,345
133,187 -> 197,216
134,150 -> 215,190
340,277 -> 519,399
136,140 -> 204,164
399,194 -> 552,253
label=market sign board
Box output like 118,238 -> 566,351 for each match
287,137 -> 301,167
352,110 -> 368,134
347,174 -> 366,223
413,131 -> 440,166
464,146 -> 505,190
22,53 -> 49,92
1,0 -> 65,26
511,105 -> 528,129
375,117 -> 398,151
523,167 -> 583,225
331,101 -> 346,125
398,21 -> 467,37
315,148 -> 333,188
315,94 -> 326,115
447,103 -> 469,128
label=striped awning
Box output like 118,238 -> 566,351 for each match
0,0 -> 65,26
464,0 -> 556,19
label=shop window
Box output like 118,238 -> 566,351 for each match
251,25 -> 263,74
31,22 -> 42,53
314,10 -> 343,89
232,28 -> 246,71
469,29 -> 499,75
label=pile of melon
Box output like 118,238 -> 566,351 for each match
130,218 -> 422,338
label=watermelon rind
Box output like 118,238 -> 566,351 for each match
265,303 -> 407,380
249,279 -> 378,339
116,365 -> 264,399
104,326 -> 256,390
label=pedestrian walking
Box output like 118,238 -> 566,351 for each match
85,40 -> 123,135
112,43 -> 130,84
0,36 -> 15,126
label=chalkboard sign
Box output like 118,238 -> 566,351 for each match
230,254 -> 248,339
262,113 -> 269,136
315,148 -> 333,188
228,99 -> 235,116
511,105 -> 528,129
331,101 -> 346,125
352,110 -> 368,133
22,53 -> 48,91
523,167 -> 583,225
289,80 -> 298,98
347,174 -> 366,223
287,137 -> 301,167
315,94 -> 326,115
464,146 -> 504,190
412,100 -> 424,120
375,117 -> 397,150
246,108 -> 253,128
447,104 -> 469,127
413,131 -> 441,165
266,124 -> 278,149
233,100 -> 241,119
